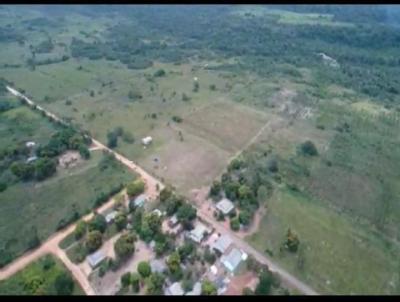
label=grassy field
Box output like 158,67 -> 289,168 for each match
0,254 -> 84,295
0,151 -> 135,265
247,188 -> 400,294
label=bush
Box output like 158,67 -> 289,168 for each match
298,140 -> 318,156
230,217 -> 240,231
121,272 -> 131,288
126,179 -> 145,197
154,69 -> 166,77
172,115 -> 183,123
85,230 -> 103,253
137,261 -> 151,278
54,272 -> 74,295
74,221 -> 87,240
88,214 -> 107,233
114,233 -> 136,260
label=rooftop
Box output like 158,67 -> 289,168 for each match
105,211 -> 118,223
216,198 -> 235,215
212,234 -> 233,254
133,194 -> 147,207
87,250 -> 106,268
188,222 -> 210,243
166,282 -> 184,296
221,248 -> 243,273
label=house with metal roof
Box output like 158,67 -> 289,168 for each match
186,282 -> 201,295
212,234 -> 233,255
221,248 -> 246,274
216,198 -> 235,215
150,259 -> 167,273
87,250 -> 106,269
133,194 -> 147,208
165,282 -> 184,295
105,211 -> 118,224
188,222 -> 210,243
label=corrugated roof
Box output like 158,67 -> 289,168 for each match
221,248 -> 243,273
87,250 -> 106,268
212,234 -> 233,254
216,198 -> 234,214
134,194 -> 147,207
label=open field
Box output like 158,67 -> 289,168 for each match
0,254 -> 84,295
247,188 -> 400,295
0,151 -> 135,266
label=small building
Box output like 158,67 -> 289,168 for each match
212,234 -> 233,255
133,194 -> 147,208
168,214 -> 179,228
142,136 -> 153,146
105,211 -> 118,224
152,209 -> 162,217
215,276 -> 228,295
87,250 -> 106,269
26,156 -> 38,164
188,222 -> 210,243
150,259 -> 167,274
216,198 -> 234,215
210,265 -> 218,275
165,282 -> 184,296
221,248 -> 245,274
186,282 -> 202,295
26,141 -> 36,148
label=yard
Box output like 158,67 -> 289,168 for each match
0,254 -> 84,295
0,151 -> 136,266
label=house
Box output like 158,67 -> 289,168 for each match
216,198 -> 235,215
168,214 -> 179,227
26,156 -> 38,164
186,282 -> 202,295
142,136 -> 153,146
87,250 -> 106,269
188,222 -> 210,243
221,248 -> 246,274
105,211 -> 118,224
133,194 -> 147,208
165,282 -> 184,296
26,141 -> 36,148
150,259 -> 167,274
152,209 -> 162,217
212,234 -> 233,255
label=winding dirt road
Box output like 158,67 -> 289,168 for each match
1,86 -> 317,295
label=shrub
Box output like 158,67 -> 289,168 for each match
298,140 -> 318,156
230,217 -> 240,231
126,179 -> 145,197
121,272 -> 131,288
137,261 -> 151,278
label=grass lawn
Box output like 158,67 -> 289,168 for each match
0,254 -> 84,295
0,151 -> 136,266
246,188 -> 400,294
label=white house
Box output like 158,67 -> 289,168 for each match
188,222 -> 210,243
212,234 -> 233,255
142,136 -> 153,146
221,248 -> 246,274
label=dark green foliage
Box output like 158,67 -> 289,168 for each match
54,272 -> 74,295
285,228 -> 300,253
114,233 -> 136,260
137,261 -> 151,278
121,272 -> 131,288
154,69 -> 166,77
299,140 -> 318,156
239,209 -> 252,226
255,269 -> 274,295
176,203 -> 197,230
85,230 -> 103,253
146,272 -> 165,295
203,247 -> 216,264
230,217 -> 240,231
172,115 -> 183,123
88,214 -> 107,233
115,213 -> 127,231
33,158 -> 57,181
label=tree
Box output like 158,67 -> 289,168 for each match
299,140 -> 318,156
79,145 -> 90,159
88,214 -> 107,233
159,186 -> 173,203
178,241 -> 195,261
154,69 -> 166,77
114,233 -> 136,260
176,203 -> 197,229
267,158 -> 279,173
230,217 -> 240,231
209,180 -> 221,198
86,230 -> 103,253
255,270 -> 273,295
165,195 -> 184,216
137,261 -> 151,278
201,279 -> 217,295
243,287 -> 254,295
54,272 -> 74,295
115,213 -> 127,231
167,251 -> 183,281
74,221 -> 87,240
209,84 -> 216,91
146,272 -> 165,295
121,272 -> 131,288
203,247 -> 216,264
239,209 -> 252,226
193,81 -> 199,92
10,162 -> 34,181
131,273 -> 140,293
107,131 -> 118,149
126,179 -> 145,197
285,228 -> 300,253
238,185 -> 253,201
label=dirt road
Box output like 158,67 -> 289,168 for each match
3,86 -> 317,295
